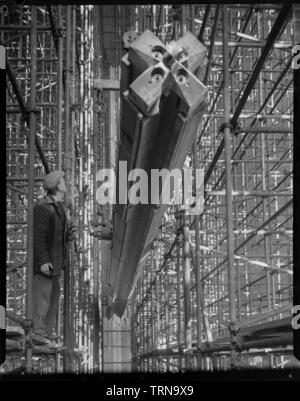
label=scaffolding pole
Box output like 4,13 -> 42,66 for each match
222,5 -> 237,369
25,5 -> 37,373
63,5 -> 72,373
56,6 -> 63,170
92,125 -> 100,372
183,212 -> 192,370
192,144 -> 203,370
176,230 -> 182,372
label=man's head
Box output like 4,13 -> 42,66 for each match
43,170 -> 67,202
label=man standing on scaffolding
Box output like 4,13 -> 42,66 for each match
32,170 -> 75,339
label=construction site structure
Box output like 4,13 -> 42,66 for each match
1,4 -> 298,374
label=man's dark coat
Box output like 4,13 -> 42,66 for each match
33,195 -> 69,275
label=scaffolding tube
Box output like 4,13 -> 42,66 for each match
25,5 -> 37,373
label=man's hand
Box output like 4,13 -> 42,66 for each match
40,263 -> 54,276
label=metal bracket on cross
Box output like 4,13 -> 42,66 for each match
121,29 -> 207,117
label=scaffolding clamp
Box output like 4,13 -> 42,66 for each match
231,119 -> 241,135
220,119 -> 241,135
219,121 -> 232,133
56,27 -> 64,39
229,322 -> 242,350
229,321 -> 240,335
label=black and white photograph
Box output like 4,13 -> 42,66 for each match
0,1 -> 299,384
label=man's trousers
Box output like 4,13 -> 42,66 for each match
32,273 -> 60,335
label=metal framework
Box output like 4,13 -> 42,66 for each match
128,4 -> 295,372
4,5 -> 102,373
3,4 -> 297,374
